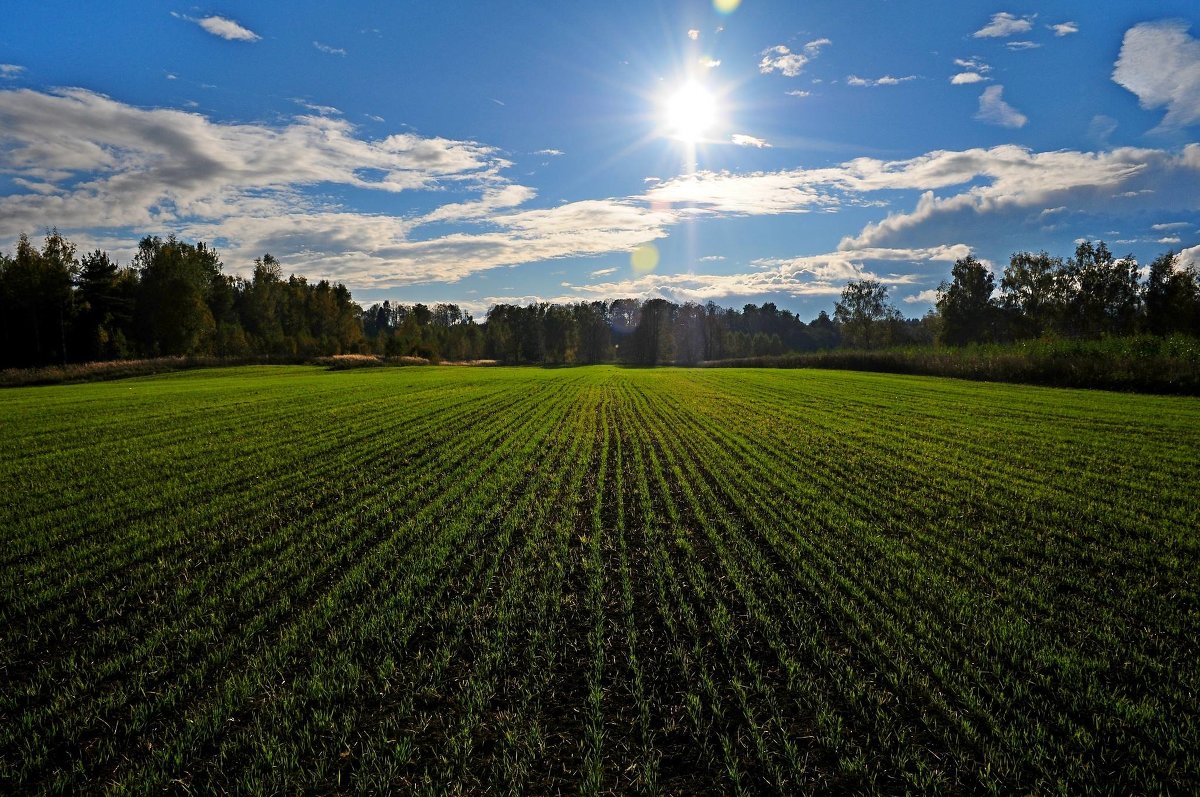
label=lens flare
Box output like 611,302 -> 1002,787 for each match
631,243 -> 660,273
713,0 -> 741,13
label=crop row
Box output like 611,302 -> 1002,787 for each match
2,365 -> 1197,794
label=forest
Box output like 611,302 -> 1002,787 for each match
2,230 -> 1198,370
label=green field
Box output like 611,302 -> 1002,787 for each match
3,366 -> 1198,794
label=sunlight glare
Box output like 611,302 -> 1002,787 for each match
713,0 -> 741,13
665,82 -> 717,143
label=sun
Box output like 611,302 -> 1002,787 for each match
664,81 -> 717,143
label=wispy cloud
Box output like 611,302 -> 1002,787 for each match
731,133 -> 771,148
534,149 -> 564,156
313,41 -> 346,56
954,58 -> 991,73
847,74 -> 917,87
292,99 -> 341,116
1113,20 -> 1200,130
1049,21 -> 1078,37
759,38 -> 831,77
699,56 -> 721,69
974,12 -> 1034,39
174,13 -> 261,42
1005,41 -> 1040,51
975,85 -> 1027,128
1152,221 -> 1191,230
786,89 -> 811,97
0,64 -> 26,79
590,267 -> 618,277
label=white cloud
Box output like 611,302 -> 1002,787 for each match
313,41 -> 346,56
1113,20 -> 1200,129
786,89 -> 811,97
954,58 -> 991,73
535,148 -> 564,156
0,87 -> 543,276
698,255 -> 726,262
187,14 -> 261,42
699,56 -> 721,69
1152,221 -> 1191,230
1179,245 -> 1200,270
975,85 -> 1027,128
687,29 -> 700,40
974,12 -> 1034,39
951,72 -> 988,85
4,87 -> 1197,301
849,73 -> 912,87
645,169 -> 837,215
838,145 -> 1200,252
759,38 -> 831,77
1,64 -> 26,79
1005,41 -> 1040,51
591,267 -> 618,277
1050,22 -> 1078,37
292,99 -> 341,116
1157,236 -> 1182,244
904,288 -> 940,304
731,133 -> 771,148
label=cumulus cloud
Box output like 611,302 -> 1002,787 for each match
0,64 -> 25,79
904,288 -> 941,304
848,74 -> 917,87
0,87 -> 580,284
731,133 -> 771,148
1113,20 -> 1200,129
759,38 -> 831,77
1050,22 -> 1078,37
838,145 -> 1200,252
951,72 -> 988,85
974,12 -> 1034,39
313,41 -> 346,56
179,14 -> 261,42
1179,245 -> 1200,270
975,85 -> 1027,128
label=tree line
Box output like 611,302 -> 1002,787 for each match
932,242 -> 1199,345
3,230 -> 1198,370
0,231 -> 364,368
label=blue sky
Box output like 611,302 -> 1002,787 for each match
1,1 -> 1199,318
